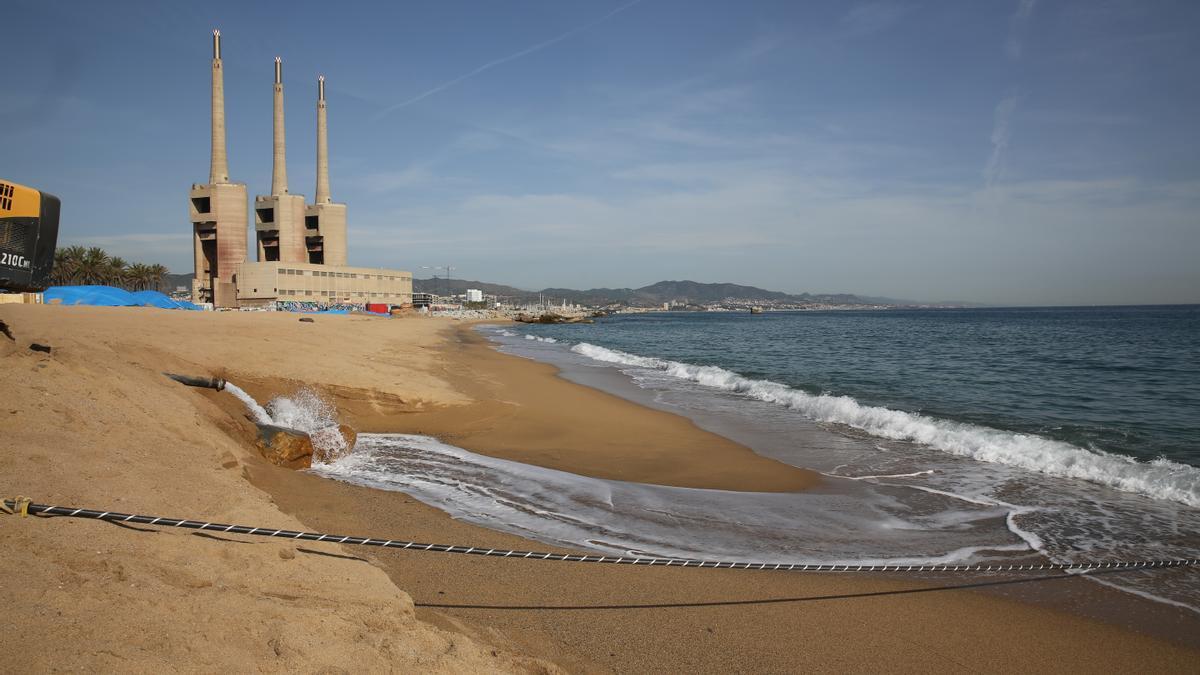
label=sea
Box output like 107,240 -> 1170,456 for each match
306,305 -> 1200,613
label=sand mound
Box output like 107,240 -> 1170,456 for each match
0,305 -> 557,672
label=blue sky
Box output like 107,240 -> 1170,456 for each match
5,0 -> 1198,304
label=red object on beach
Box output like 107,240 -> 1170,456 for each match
366,303 -> 388,314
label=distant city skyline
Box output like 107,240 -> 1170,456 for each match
5,0 -> 1199,305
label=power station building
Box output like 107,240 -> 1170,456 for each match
190,30 -> 411,309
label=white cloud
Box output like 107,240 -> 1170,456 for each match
983,94 -> 1020,188
1005,0 -> 1038,60
373,0 -> 647,117
360,166 -> 443,193
350,156 -> 1200,304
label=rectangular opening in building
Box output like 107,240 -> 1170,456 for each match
256,207 -> 275,224
191,197 -> 211,214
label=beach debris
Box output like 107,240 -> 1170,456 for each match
298,317 -> 315,323
163,372 -> 226,391
0,319 -> 13,341
29,343 -> 51,353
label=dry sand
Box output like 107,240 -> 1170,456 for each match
1,304 -> 1198,673
0,305 -> 554,673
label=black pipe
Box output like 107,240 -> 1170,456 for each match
3,499 -> 1198,575
163,372 -> 226,391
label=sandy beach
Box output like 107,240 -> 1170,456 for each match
1,304 -> 1197,672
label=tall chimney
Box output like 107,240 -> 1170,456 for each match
271,57 -> 288,195
209,30 -> 229,184
315,75 -> 330,204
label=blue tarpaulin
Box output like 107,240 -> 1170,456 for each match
45,286 -> 202,310
131,290 -> 202,311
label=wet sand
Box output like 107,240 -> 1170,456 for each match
2,305 -> 1197,672
248,421 -> 1200,674
236,322 -> 1200,672
320,323 -> 819,492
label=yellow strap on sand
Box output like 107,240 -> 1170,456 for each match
1,496 -> 32,517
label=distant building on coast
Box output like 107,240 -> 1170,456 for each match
466,288 -> 483,303
190,30 -> 411,309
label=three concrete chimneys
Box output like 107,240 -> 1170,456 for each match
190,29 -> 347,306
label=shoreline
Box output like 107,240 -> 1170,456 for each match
229,321 -> 820,493
3,305 -> 1197,671
243,317 -> 1200,669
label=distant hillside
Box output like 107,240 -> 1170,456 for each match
416,278 -> 902,307
540,281 -> 885,306
413,277 -> 533,299
164,273 -> 192,291
165,270 -> 963,307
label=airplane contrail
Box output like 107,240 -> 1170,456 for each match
374,0 -> 646,119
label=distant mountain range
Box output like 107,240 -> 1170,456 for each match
414,277 -> 930,307
164,270 -> 953,307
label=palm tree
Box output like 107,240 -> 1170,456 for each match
148,264 -> 168,292
76,247 -> 111,285
108,257 -> 130,288
51,245 -> 88,285
129,263 -> 157,291
52,249 -> 73,286
48,245 -> 173,291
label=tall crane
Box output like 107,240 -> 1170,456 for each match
420,264 -> 456,299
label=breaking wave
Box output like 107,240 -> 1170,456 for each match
570,343 -> 1200,508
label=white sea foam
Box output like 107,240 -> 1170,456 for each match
312,433 -> 1027,566
524,334 -> 558,343
570,343 -> 1200,508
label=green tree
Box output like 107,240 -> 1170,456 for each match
52,246 -> 85,285
76,247 -> 111,285
48,246 -> 173,291
148,264 -> 168,292
108,257 -> 129,288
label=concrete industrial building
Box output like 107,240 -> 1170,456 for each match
253,58 -> 307,265
235,263 -> 412,308
189,30 -> 248,308
303,76 -> 348,267
190,30 -> 410,309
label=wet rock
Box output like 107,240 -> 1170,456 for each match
29,343 -> 51,353
255,424 -> 314,468
254,423 -> 356,468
